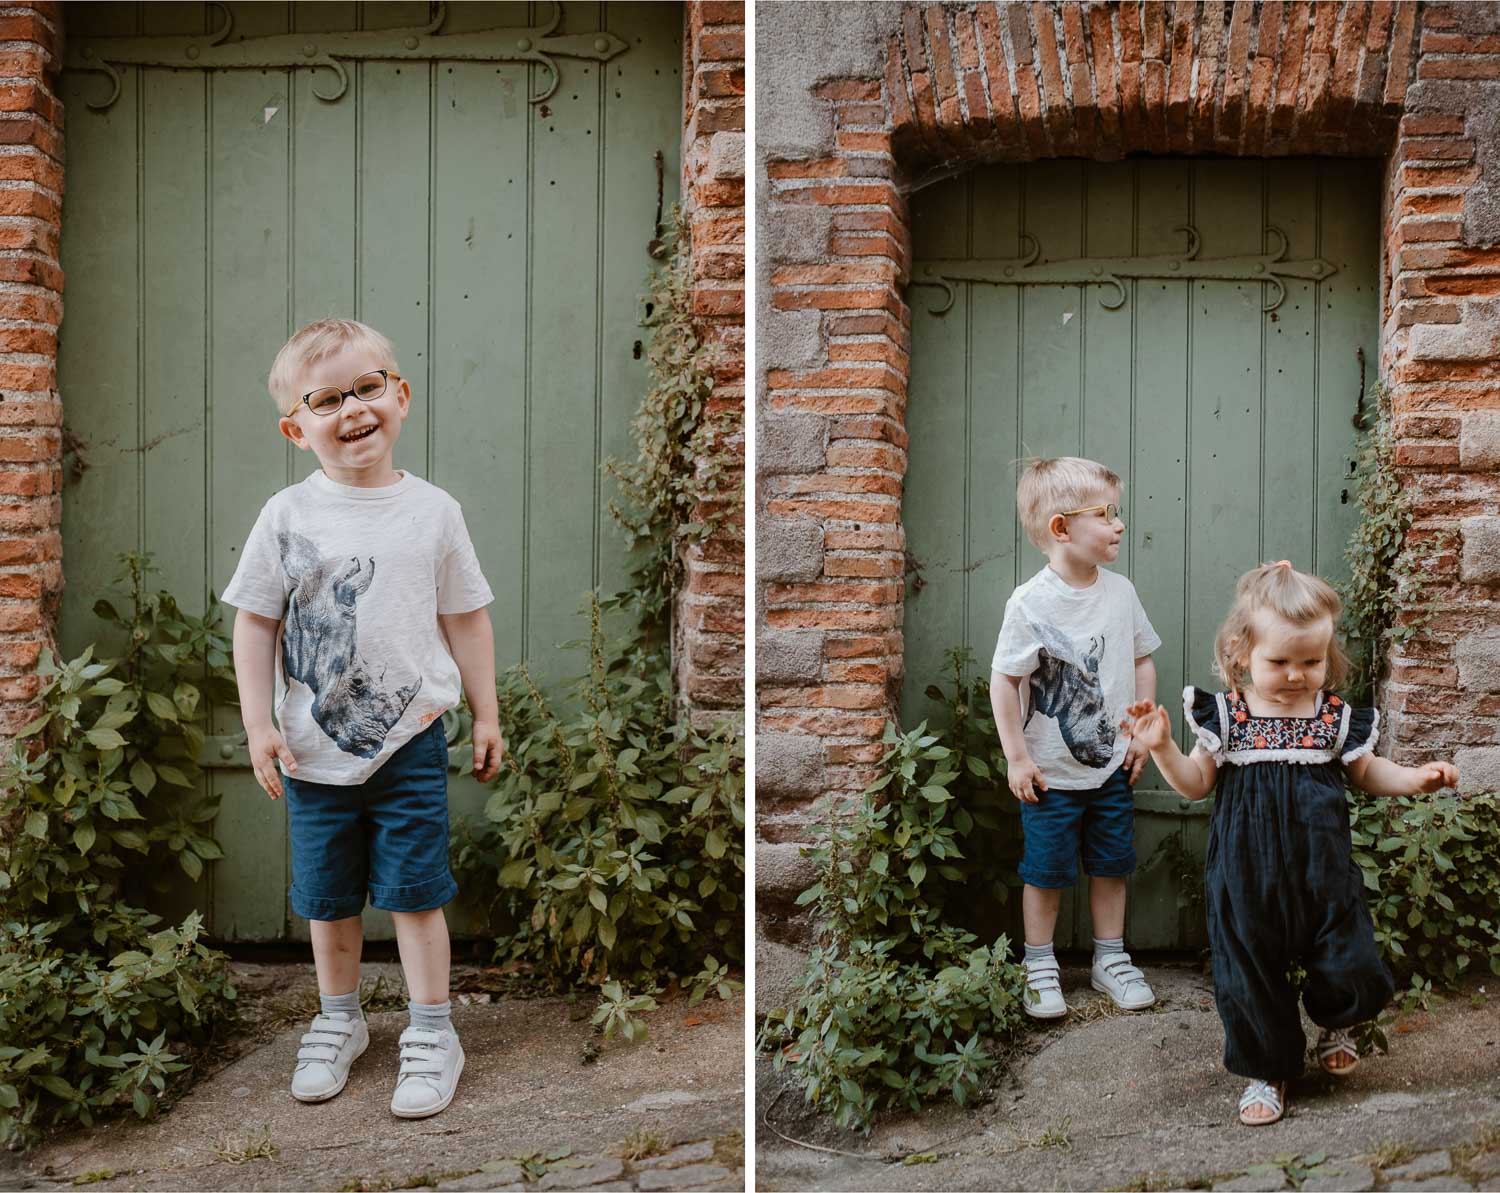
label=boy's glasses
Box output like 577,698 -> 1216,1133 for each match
296,369 -> 400,417
1061,502 -> 1121,521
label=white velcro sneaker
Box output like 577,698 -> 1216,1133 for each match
1090,951 -> 1156,1010
390,1025 -> 465,1118
291,1013 -> 369,1102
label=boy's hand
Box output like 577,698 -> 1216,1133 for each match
247,725 -> 297,800
1415,761 -> 1458,792
471,719 -> 505,782
1007,758 -> 1047,804
1123,737 -> 1150,785
1121,700 -> 1173,754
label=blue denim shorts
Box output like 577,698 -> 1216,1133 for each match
284,718 -> 458,921
1017,763 -> 1137,889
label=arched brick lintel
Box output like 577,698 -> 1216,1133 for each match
885,1 -> 1417,170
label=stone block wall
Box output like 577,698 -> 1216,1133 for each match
1381,2 -> 1500,793
756,0 -> 1500,938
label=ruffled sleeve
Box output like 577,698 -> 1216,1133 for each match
1183,686 -> 1227,763
1338,702 -> 1381,765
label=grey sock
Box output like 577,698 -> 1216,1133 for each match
320,988 -> 362,1020
1094,936 -> 1125,963
1023,942 -> 1055,964
408,999 -> 453,1034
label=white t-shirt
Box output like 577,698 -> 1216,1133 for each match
222,470 -> 494,785
991,566 -> 1162,790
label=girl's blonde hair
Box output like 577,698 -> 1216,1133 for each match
268,318 -> 399,416
1213,561 -> 1350,693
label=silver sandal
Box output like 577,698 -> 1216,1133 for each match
1237,1079 -> 1285,1126
1316,1026 -> 1360,1076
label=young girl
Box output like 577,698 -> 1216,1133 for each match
1123,561 -> 1457,1126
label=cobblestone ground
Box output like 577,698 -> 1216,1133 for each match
1,961 -> 745,1193
756,961 -> 1500,1192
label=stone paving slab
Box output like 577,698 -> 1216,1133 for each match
3,961 -> 745,1193
756,962 -> 1500,1192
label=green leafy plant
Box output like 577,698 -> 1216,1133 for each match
688,954 -> 742,1005
591,980 -> 658,1043
0,556 -> 238,1147
1351,791 -> 1500,986
1334,385 -> 1500,986
606,206 -> 739,649
760,650 -> 1028,1131
2,554 -> 235,910
452,596 -> 744,994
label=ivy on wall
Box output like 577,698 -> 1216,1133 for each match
606,206 -> 741,651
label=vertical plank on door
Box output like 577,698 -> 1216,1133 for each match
288,1 -> 359,488
1185,159 -> 1266,714
598,2 -> 684,601
903,175 -> 970,729
58,1 -> 140,663
138,0 -> 211,930
1131,162 -> 1192,741
207,0 -> 293,943
1315,161 -> 1380,586
527,1 -> 605,689
1019,160 -> 1086,947
965,165 -> 1023,690
426,1 -> 532,937
1263,162 -> 1321,571
966,165 -> 1025,939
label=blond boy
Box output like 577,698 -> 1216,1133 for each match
988,457 -> 1160,1019
223,319 -> 503,1117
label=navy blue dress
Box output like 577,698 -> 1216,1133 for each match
1186,686 -> 1396,1081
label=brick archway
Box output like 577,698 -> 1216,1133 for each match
758,0 -> 1500,942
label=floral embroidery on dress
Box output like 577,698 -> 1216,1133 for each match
1223,692 -> 1343,755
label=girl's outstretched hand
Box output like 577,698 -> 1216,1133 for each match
1416,761 -> 1459,792
1122,700 -> 1172,753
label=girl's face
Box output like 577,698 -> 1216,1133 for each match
1246,610 -> 1332,706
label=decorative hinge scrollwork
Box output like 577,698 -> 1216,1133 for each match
64,1 -> 628,110
911,226 -> 1337,315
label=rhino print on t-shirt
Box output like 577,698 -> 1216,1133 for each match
1024,623 -> 1116,768
278,530 -> 422,758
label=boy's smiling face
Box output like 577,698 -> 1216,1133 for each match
279,343 -> 410,487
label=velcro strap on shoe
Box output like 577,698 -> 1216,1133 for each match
296,1014 -> 356,1062
1024,958 -> 1061,992
1100,955 -> 1146,986
297,1037 -> 341,1062
397,1028 -> 447,1076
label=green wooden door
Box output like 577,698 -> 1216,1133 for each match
57,1 -> 682,941
903,159 -> 1380,950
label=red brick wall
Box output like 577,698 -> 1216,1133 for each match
0,2 -> 62,737
680,0 -> 746,723
758,0 -> 1500,928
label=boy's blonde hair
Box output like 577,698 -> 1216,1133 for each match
1016,456 -> 1121,551
1213,561 -> 1350,693
268,318 -> 400,416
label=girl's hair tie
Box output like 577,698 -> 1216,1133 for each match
1271,559 -> 1292,570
